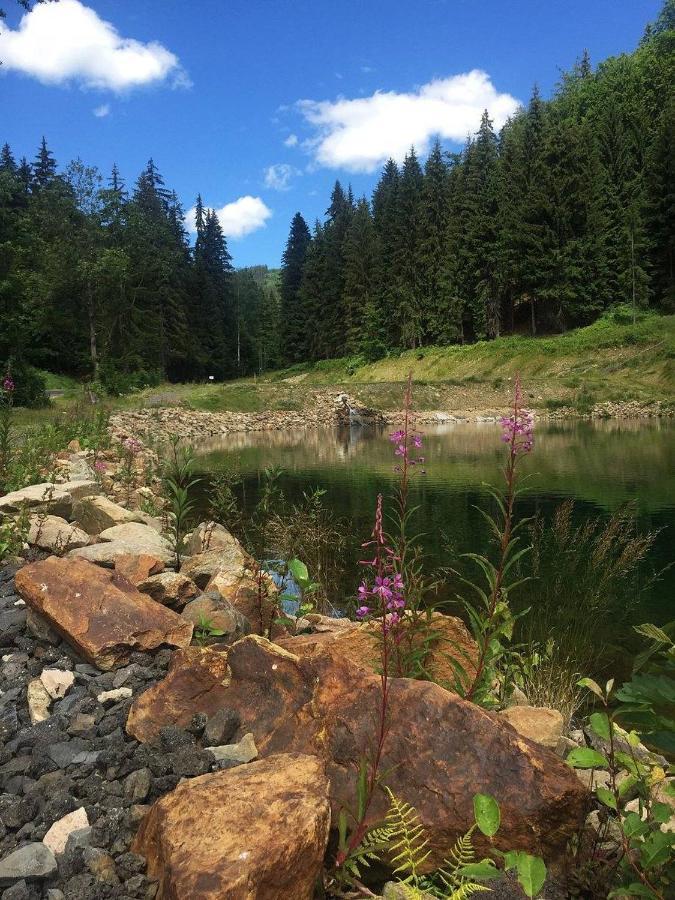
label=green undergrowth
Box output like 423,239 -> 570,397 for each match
12,310 -> 674,421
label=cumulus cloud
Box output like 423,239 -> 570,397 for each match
263,163 -> 298,191
186,196 -> 272,240
283,133 -> 299,147
296,70 -> 520,172
93,103 -> 110,118
0,0 -> 189,92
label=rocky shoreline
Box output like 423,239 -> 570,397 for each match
109,393 -> 672,445
0,423 -> 670,898
0,462 -> 597,898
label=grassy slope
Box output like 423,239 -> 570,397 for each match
18,310 -> 675,423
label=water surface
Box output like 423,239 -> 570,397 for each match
194,419 -> 674,671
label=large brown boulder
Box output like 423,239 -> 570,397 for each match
277,612 -> 478,689
138,572 -> 199,608
180,544 -> 250,589
181,593 -> 250,641
129,635 -> 586,867
126,647 -> 230,743
133,753 -> 330,900
15,557 -> 193,670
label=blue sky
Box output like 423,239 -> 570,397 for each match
0,0 -> 662,267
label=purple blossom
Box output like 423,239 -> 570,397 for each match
122,437 -> 142,455
356,605 -> 370,619
94,460 -> 107,473
2,375 -> 14,393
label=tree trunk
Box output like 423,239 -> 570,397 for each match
87,278 -> 99,380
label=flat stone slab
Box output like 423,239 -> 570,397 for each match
15,556 -> 193,670
0,842 -> 57,885
0,484 -> 72,520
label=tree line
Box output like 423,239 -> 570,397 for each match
280,5 -> 674,363
0,143 -> 281,402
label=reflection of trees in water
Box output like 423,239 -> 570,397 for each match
196,421 -> 675,514
192,420 -> 674,663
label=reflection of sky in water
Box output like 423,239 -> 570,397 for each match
195,419 -> 675,636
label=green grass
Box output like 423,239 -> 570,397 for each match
12,309 -> 675,423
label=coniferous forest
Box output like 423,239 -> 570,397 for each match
1,3 -> 673,403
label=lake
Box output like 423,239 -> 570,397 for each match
194,418 -> 674,677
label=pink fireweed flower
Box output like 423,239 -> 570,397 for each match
412,435 -> 422,449
122,437 -> 142,455
389,430 -> 405,443
499,376 -> 534,455
356,605 -> 370,619
94,460 -> 107,473
2,375 -> 14,393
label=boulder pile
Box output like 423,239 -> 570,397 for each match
0,491 -> 593,898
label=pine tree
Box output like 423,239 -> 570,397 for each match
298,221 -> 329,360
393,149 -> 424,347
32,137 -> 57,189
419,139 -> 457,342
0,144 -> 16,173
461,112 -> 500,338
319,181 -> 353,357
372,159 -> 400,346
342,198 -> 380,356
280,212 -> 311,363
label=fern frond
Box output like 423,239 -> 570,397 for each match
385,788 -> 432,884
393,884 -> 432,900
446,882 -> 491,899
437,826 -> 476,890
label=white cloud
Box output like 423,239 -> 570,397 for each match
283,133 -> 299,147
296,70 -> 520,172
263,163 -> 299,191
93,103 -> 110,118
186,196 -> 272,240
0,0 -> 189,92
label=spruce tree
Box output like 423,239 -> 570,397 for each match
342,198 -> 379,356
371,159 -> 400,346
280,212 -> 311,363
393,148 -> 424,348
0,144 -> 15,173
32,137 -> 57,189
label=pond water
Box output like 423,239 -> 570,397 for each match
194,419 -> 674,676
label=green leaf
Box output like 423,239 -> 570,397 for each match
566,748 -> 608,769
457,861 -> 502,881
623,812 -> 649,838
338,809 -> 348,851
473,794 -> 500,837
596,786 -> 617,810
589,712 -> 611,741
515,854 -> 547,898
634,623 -> 672,644
651,802 -> 673,824
618,775 -> 639,798
288,558 -> 309,585
577,677 -> 605,700
639,830 -> 674,869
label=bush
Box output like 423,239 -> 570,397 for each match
2,361 -> 49,409
97,361 -> 162,396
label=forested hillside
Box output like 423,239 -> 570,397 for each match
1,2 -> 673,404
0,147 -> 280,403
281,4 -> 674,363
